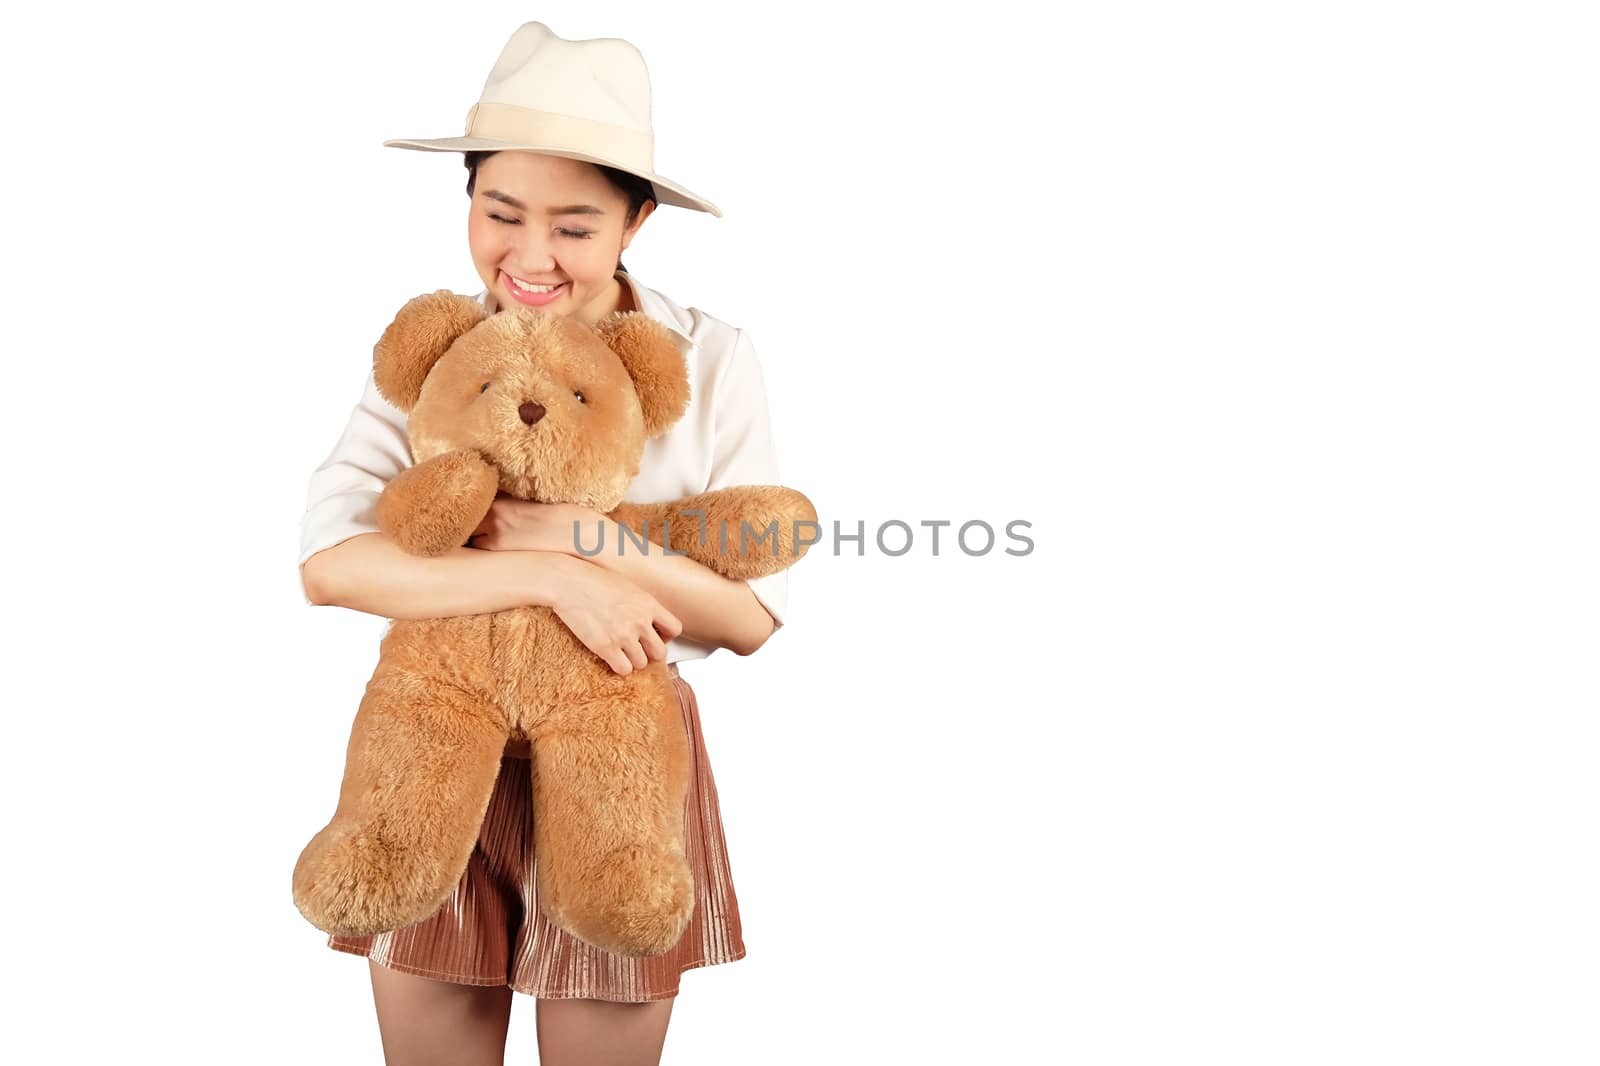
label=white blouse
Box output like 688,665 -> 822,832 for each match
297,270 -> 789,663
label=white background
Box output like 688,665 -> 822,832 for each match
2,1 -> 1596,1063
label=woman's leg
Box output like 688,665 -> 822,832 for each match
367,959 -> 513,1066
535,996 -> 675,1066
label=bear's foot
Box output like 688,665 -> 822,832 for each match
292,820 -> 460,938
539,845 -> 696,958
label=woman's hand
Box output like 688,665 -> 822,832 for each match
468,495 -> 601,555
467,495 -> 678,672
546,556 -> 684,675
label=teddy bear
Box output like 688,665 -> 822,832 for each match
293,290 -> 815,957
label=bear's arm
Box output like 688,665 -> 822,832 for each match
607,486 -> 816,582
375,450 -> 501,557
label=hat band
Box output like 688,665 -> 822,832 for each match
465,102 -> 654,170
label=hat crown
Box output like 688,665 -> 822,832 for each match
382,21 -> 721,217
479,22 -> 653,133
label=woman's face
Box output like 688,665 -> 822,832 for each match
467,150 -> 654,323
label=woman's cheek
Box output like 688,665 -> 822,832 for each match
466,215 -> 502,262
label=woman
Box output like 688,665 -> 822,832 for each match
296,23 -> 788,1065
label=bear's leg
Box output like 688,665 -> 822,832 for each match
529,682 -> 695,957
294,650 -> 508,938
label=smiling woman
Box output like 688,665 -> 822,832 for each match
463,150 -> 661,324
294,19 -> 796,1065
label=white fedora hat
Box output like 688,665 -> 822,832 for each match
383,22 -> 721,218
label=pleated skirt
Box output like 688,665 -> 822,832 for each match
326,662 -> 746,1002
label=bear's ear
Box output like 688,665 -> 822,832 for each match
373,290 -> 490,411
590,311 -> 691,437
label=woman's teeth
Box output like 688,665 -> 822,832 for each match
508,275 -> 562,293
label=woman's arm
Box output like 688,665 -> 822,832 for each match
464,506 -> 776,655
296,369 -> 413,605
303,533 -> 683,675
301,532 -> 573,618
570,520 -> 778,656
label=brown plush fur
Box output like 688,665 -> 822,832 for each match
293,293 -> 814,957
610,487 -> 818,583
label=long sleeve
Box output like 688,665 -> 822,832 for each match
297,370 -> 413,570
705,327 -> 789,628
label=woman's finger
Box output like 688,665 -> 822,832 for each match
622,638 -> 648,671
654,607 -> 683,641
639,624 -> 668,663
605,645 -> 633,675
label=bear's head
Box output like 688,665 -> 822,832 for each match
371,290 -> 691,512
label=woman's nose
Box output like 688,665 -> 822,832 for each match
519,401 -> 546,425
509,236 -> 557,273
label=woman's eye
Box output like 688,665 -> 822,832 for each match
573,389 -> 586,404
486,212 -> 588,239
480,382 -> 492,393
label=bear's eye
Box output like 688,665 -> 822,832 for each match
480,382 -> 491,393
573,389 -> 586,404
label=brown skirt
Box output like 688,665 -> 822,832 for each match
326,662 -> 746,1001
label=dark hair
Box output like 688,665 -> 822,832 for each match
464,150 -> 657,274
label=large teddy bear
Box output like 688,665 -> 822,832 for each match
293,291 -> 814,957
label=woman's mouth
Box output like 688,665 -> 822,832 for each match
503,271 -> 568,307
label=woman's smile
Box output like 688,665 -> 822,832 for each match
502,270 -> 569,307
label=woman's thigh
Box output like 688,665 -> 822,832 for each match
367,959 -> 514,1066
535,996 -> 675,1066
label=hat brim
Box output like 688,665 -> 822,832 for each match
382,136 -> 722,218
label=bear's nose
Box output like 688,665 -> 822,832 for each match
519,402 -> 546,426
